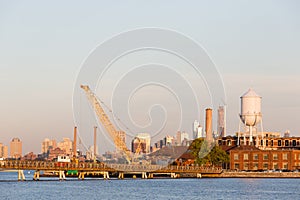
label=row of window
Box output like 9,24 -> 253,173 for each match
234,153 -> 291,161
220,139 -> 300,147
266,139 -> 299,147
234,162 -> 289,170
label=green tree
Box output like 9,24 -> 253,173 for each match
189,138 -> 229,166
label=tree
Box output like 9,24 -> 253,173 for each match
189,138 -> 229,166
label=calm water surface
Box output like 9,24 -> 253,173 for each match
0,171 -> 299,199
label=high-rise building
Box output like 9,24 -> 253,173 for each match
132,133 -> 151,153
57,138 -> 73,155
218,106 -> 226,137
181,131 -> 189,143
41,138 -> 57,154
10,138 -> 22,159
0,143 -> 8,158
131,138 -> 146,153
196,125 -> 203,139
193,120 -> 199,139
176,131 -> 181,146
164,135 -> 174,146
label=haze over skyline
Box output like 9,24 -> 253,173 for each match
0,1 -> 299,154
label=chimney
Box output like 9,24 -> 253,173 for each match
205,108 -> 213,144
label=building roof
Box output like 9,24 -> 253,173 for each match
241,88 -> 261,98
229,145 -> 261,151
148,146 -> 189,159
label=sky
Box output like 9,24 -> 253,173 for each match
0,1 -> 299,154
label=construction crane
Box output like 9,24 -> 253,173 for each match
80,85 -> 132,164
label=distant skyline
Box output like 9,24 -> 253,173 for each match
0,1 -> 299,154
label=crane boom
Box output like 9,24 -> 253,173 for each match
80,85 -> 132,163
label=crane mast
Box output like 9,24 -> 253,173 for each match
80,85 -> 132,163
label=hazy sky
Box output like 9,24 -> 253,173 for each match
0,1 -> 299,154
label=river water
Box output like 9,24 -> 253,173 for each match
0,171 -> 299,199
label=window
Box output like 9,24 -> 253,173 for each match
253,163 -> 258,170
283,163 -> 288,169
227,140 -> 232,146
285,140 -> 289,146
234,154 -> 239,160
271,140 -> 274,146
266,140 -> 269,146
273,154 -> 278,160
293,140 -> 296,147
283,153 -> 288,160
261,140 -> 263,146
244,163 -> 249,170
273,163 -> 278,169
263,163 -> 268,169
263,154 -> 269,160
253,154 -> 258,160
234,163 -> 240,170
244,154 -> 249,161
278,140 -> 282,146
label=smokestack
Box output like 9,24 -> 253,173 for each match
205,108 -> 213,143
94,126 -> 97,161
73,126 -> 77,158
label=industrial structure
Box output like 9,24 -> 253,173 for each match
238,88 -> 263,147
205,108 -> 213,145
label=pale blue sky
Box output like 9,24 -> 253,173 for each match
0,1 -> 299,154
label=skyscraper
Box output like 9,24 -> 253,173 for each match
10,138 -> 22,159
41,138 -> 57,154
193,120 -> 200,139
57,138 -> 73,155
217,106 -> 226,137
0,143 -> 8,158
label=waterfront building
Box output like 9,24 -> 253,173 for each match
230,145 -> 300,171
22,152 -> 37,160
10,137 -> 22,159
48,147 -> 65,161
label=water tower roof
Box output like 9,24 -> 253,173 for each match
241,88 -> 261,98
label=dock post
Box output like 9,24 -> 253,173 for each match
33,170 -> 40,181
59,171 -> 66,181
78,172 -> 85,180
142,172 -> 147,179
103,171 -> 110,180
18,170 -> 25,181
118,172 -> 124,179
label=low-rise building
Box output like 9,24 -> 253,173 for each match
230,145 -> 300,171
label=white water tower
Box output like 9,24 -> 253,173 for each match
239,88 -> 263,146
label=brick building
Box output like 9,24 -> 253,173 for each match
230,145 -> 300,171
